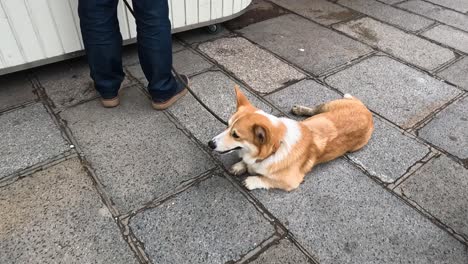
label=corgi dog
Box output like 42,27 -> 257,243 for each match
208,86 -> 374,191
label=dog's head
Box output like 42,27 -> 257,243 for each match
208,86 -> 284,162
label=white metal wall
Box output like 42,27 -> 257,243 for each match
0,0 -> 251,73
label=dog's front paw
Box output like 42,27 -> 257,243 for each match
243,176 -> 268,191
230,161 -> 247,176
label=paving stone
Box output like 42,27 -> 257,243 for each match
438,57 -> 468,90
0,158 -> 137,264
395,155 -> 468,240
265,79 -> 341,118
252,158 -> 468,264
326,56 -> 460,128
122,40 -> 184,66
334,17 -> 455,70
348,116 -> 430,183
425,0 -> 468,13
224,0 -> 289,30
130,175 -> 275,264
173,49 -> 213,76
0,72 -> 36,111
35,58 -> 132,111
240,14 -> 372,75
338,0 -> 433,32
249,239 -> 312,264
176,25 -> 231,44
418,96 -> 468,159
422,25 -> 468,54
199,37 -> 305,93
271,0 -> 358,26
0,103 -> 69,180
169,93 -> 226,144
60,87 -> 214,212
398,0 -> 468,32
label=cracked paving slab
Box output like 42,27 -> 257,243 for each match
0,103 -> 69,180
270,0 -> 359,26
0,72 -> 36,112
60,87 -> 215,213
130,175 -> 275,264
252,158 -> 468,264
418,96 -> 468,159
199,37 -> 305,93
325,55 -> 461,129
395,155 -> 468,241
239,14 -> 372,75
334,17 -> 455,71
0,158 -> 138,264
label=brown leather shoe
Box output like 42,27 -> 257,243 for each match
100,85 -> 123,108
100,96 -> 120,108
152,75 -> 189,110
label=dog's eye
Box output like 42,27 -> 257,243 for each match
232,131 -> 240,139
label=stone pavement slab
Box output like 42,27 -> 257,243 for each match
398,0 -> 468,32
0,158 -> 137,264
395,155 -> 468,241
265,79 -> 341,119
348,116 -> 430,183
422,25 -> 468,54
325,56 -> 460,128
35,58 -> 132,111
0,72 -> 36,111
438,57 -> 468,90
169,93 -> 226,143
249,239 -> 312,264
270,0 -> 358,26
334,17 -> 455,70
224,0 -> 288,30
60,87 -> 214,213
199,37 -> 305,93
425,0 -> 468,13
0,103 -> 69,180
172,49 -> 213,76
418,96 -> 467,159
126,49 -> 212,87
252,158 -> 468,264
130,175 -> 275,264
338,0 -> 434,32
240,14 -> 372,75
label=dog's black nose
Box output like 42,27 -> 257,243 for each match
208,140 -> 217,150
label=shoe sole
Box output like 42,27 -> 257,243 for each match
101,97 -> 120,108
152,88 -> 188,110
100,85 -> 125,108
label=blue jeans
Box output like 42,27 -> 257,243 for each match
78,0 -> 178,100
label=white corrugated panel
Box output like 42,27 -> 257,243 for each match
186,0 -> 198,25
0,3 -> 25,67
172,0 -> 185,27
199,0 -> 211,22
2,0 -> 44,62
211,0 -> 223,19
223,0 -> 233,17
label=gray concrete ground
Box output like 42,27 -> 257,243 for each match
1,0 -> 467,263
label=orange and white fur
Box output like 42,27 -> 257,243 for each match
208,86 -> 374,191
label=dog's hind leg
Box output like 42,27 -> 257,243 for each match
291,104 -> 327,117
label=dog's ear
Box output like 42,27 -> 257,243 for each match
235,85 -> 252,110
253,124 -> 267,145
